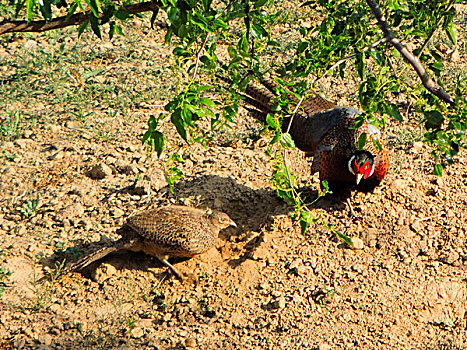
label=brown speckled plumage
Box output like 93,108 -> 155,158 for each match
63,206 -> 236,280
226,75 -> 389,192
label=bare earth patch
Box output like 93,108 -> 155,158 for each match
1,13 -> 466,350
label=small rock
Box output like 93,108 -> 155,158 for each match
47,150 -> 64,161
23,129 -> 34,138
14,139 -> 34,149
289,259 -> 305,275
397,225 -> 415,239
60,202 -> 85,218
14,224 -> 27,236
271,296 -> 286,309
89,163 -> 112,179
91,263 -> 117,283
24,39 -> 37,50
450,49 -> 460,62
118,164 -> 138,175
412,141 -> 424,151
39,334 -> 52,346
392,179 -> 408,191
185,337 -> 197,348
110,208 -> 125,218
249,247 -> 270,260
131,327 -> 144,339
361,228 -> 377,247
13,338 -> 26,349
49,125 -> 61,133
318,343 -> 332,350
133,179 -> 151,196
439,250 -> 460,265
410,220 -> 423,233
351,237 -> 364,250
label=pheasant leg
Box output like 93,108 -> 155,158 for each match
155,255 -> 183,281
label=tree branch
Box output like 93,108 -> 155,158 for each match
0,1 -> 162,35
315,38 -> 387,84
365,0 -> 455,106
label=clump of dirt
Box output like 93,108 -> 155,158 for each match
0,11 -> 466,350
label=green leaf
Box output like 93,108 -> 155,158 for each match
373,138 -> 382,151
39,0 -> 52,20
26,0 -> 35,21
77,19 -> 90,37
266,114 -> 279,129
433,163 -> 443,176
238,32 -> 248,56
178,24 -> 187,39
199,97 -> 215,107
357,132 -> 367,150
445,23 -> 457,46
424,110 -> 444,130
227,46 -> 237,59
280,133 -> 295,149
335,231 -> 353,248
387,103 -> 403,121
254,0 -> 268,9
114,7 -> 130,21
152,130 -> 165,157
84,0 -> 101,17
89,14 -> 102,38
300,210 -> 313,235
171,111 -> 188,142
83,68 -> 105,80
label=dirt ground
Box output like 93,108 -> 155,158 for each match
1,7 -> 467,350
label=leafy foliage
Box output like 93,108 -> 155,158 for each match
3,0 -> 466,232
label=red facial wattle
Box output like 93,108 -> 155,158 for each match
353,160 -> 373,179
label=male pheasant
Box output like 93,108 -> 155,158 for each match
229,75 -> 390,192
60,205 -> 236,281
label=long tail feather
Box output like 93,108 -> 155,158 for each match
61,239 -> 135,275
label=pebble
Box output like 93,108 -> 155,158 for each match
14,224 -> 27,236
110,208 -> 125,218
392,179 -> 408,191
410,220 -> 423,233
91,263 -> 117,283
412,141 -> 424,151
439,250 -> 460,265
118,164 -> 138,175
47,150 -> 64,161
131,327 -> 144,338
185,337 -> 197,348
271,296 -> 286,309
89,163 -> 112,179
350,237 -> 364,250
133,179 -> 152,196
60,202 -> 85,218
318,343 -> 332,350
361,228 -> 377,247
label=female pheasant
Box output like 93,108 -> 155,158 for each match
231,76 -> 390,192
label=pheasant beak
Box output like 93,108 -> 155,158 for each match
356,173 -> 363,185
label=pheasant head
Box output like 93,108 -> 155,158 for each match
348,150 -> 375,185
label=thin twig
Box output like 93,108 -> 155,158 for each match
316,38 -> 387,84
0,1 -> 162,35
365,0 -> 455,105
282,94 -> 307,198
414,214 -> 441,223
192,34 -> 209,80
